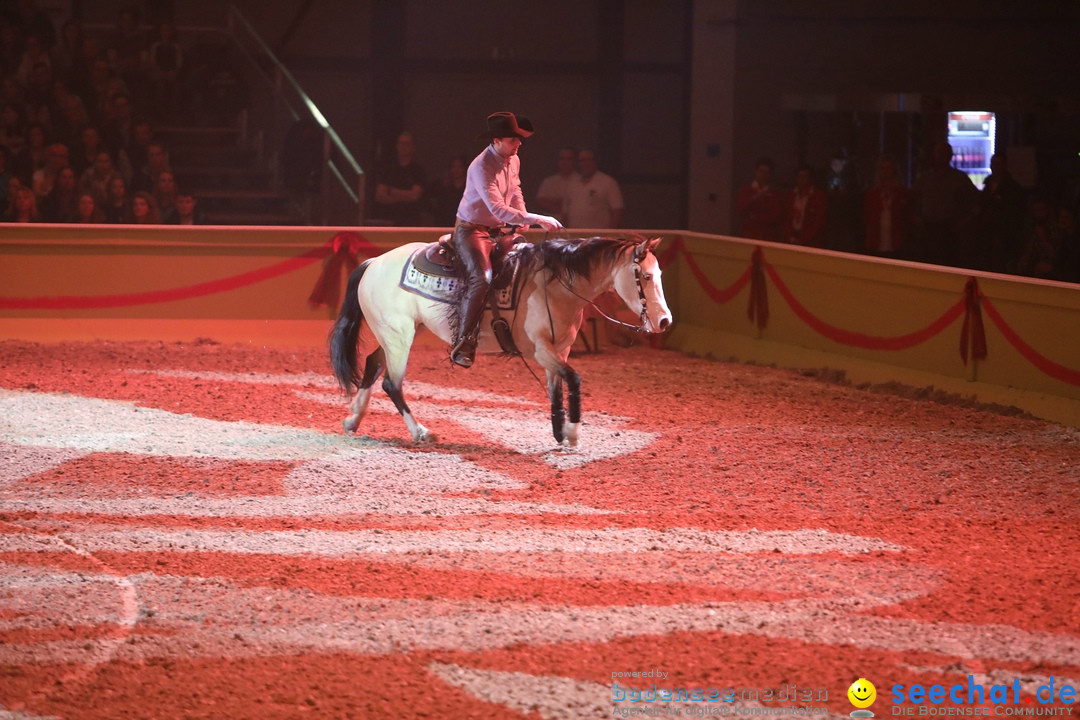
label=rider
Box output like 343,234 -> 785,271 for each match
450,111 -> 563,368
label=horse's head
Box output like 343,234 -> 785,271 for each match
613,236 -> 673,334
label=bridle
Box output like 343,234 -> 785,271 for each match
552,244 -> 652,335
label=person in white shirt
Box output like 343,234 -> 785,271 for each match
565,148 -> 623,229
451,112 -> 562,368
535,146 -> 579,225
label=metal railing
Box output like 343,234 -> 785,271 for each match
224,4 -> 365,225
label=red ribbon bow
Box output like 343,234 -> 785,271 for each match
960,277 -> 988,365
747,246 -> 769,331
308,231 -> 365,308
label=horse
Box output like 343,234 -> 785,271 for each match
328,233 -> 673,447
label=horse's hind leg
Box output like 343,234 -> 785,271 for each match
381,337 -> 436,444
343,347 -> 384,434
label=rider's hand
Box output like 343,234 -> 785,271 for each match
528,214 -> 563,233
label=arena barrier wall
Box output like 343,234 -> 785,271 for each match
1,224 -> 1078,426
659,232 -> 1080,427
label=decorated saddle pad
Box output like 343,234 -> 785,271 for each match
400,244 -> 529,311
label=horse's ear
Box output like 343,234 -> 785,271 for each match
635,236 -> 662,260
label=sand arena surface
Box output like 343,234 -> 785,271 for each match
0,339 -> 1077,719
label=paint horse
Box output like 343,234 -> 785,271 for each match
329,234 -> 672,446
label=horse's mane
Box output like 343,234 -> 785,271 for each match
517,235 -> 643,284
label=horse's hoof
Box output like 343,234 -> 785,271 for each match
564,422 -> 580,447
412,426 -> 437,444
343,417 -> 359,434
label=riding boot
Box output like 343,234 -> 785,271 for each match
450,224 -> 493,368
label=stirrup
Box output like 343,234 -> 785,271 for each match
450,336 -> 477,368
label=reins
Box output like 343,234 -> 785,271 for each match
550,247 -> 650,335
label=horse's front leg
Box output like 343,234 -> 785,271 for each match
546,364 -> 582,447
547,372 -> 565,444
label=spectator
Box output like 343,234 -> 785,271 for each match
31,140 -> 68,198
1,74 -> 27,107
4,184 -> 40,222
51,19 -> 85,89
72,125 -> 105,177
78,149 -> 121,203
1014,195 -> 1062,279
165,191 -> 207,225
125,117 -> 154,172
14,32 -> 50,86
10,0 -> 56,50
130,139 -> 169,193
280,117 -> 323,196
736,156 -> 782,242
1054,205 -> 1079,283
106,6 -> 148,98
24,59 -> 53,128
101,91 -> 135,158
0,23 -> 22,77
14,120 -> 45,183
40,165 -> 78,221
74,190 -> 105,223
129,189 -> 159,224
102,174 -> 128,222
152,169 -> 177,218
911,141 -> 979,266
5,176 -> 23,214
565,148 -> 623,229
87,56 -> 129,123
863,154 -> 912,259
0,147 -> 13,210
203,49 -> 249,126
0,101 -> 28,158
976,153 -> 1027,273
822,150 -> 864,252
66,32 -> 99,105
148,23 -> 182,121
427,154 -> 467,227
535,146 -> 579,226
53,86 -> 90,146
373,130 -> 425,226
781,164 -> 827,246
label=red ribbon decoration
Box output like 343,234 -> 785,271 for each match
308,231 -> 365,308
982,296 -> 1080,386
747,246 -> 769,331
959,277 -> 988,365
763,262 -> 966,350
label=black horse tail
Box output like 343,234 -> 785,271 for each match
329,259 -> 371,392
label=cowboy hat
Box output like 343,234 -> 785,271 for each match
479,111 -> 534,140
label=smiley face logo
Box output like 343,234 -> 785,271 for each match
848,678 -> 877,709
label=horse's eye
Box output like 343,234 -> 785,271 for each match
641,273 -> 652,282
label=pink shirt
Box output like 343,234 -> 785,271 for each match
456,144 -> 530,227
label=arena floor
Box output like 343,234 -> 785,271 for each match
0,336 -> 1077,719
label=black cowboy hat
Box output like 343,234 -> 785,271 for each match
479,111 -> 535,140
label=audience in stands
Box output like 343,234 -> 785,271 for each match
0,3 -> 1075,286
